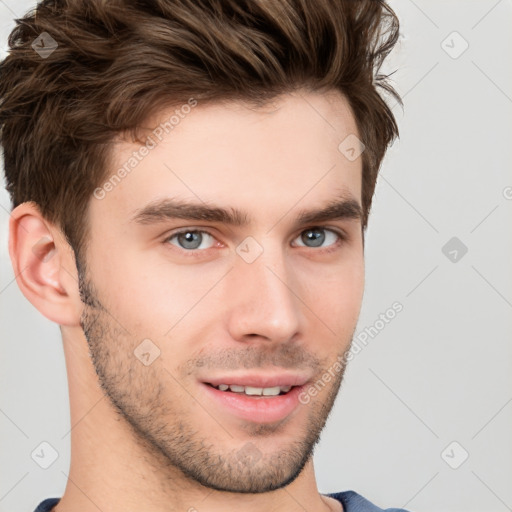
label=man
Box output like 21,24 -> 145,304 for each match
1,0 -> 409,510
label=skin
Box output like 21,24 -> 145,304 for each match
9,89 -> 365,512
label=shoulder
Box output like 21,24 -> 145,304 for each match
327,490 -> 413,512
33,497 -> 60,512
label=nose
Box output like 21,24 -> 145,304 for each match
225,244 -> 303,344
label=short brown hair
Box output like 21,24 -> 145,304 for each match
0,0 -> 401,263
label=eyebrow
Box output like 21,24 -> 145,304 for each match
131,195 -> 362,228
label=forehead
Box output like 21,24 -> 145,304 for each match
94,89 -> 362,226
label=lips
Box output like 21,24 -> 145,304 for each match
199,372 -> 311,423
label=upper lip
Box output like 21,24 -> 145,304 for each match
202,372 -> 311,389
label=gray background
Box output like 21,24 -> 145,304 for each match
1,1 -> 511,511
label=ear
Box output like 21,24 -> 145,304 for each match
8,201 -> 83,326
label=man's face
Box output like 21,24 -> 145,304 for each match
79,90 -> 365,493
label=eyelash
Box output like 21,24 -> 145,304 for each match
162,226 -> 348,256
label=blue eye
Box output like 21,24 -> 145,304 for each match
293,228 -> 342,249
166,230 -> 215,250
164,227 -> 344,253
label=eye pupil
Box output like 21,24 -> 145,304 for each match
302,228 -> 325,247
178,231 -> 202,249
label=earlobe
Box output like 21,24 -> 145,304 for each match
8,202 -> 83,327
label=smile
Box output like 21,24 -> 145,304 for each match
201,377 -> 309,423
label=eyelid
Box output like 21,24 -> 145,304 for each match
162,225 -> 348,254
163,227 -> 220,250
290,226 -> 348,250
296,224 -> 348,239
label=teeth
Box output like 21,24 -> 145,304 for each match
214,384 -> 292,396
262,386 -> 281,396
245,386 -> 264,395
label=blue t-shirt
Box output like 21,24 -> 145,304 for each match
34,492 -> 411,511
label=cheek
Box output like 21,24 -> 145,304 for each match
94,256 -> 227,339
91,239 -> 364,345
305,259 -> 364,334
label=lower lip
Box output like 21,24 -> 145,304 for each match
202,383 -> 305,424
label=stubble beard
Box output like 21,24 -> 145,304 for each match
78,266 -> 350,494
